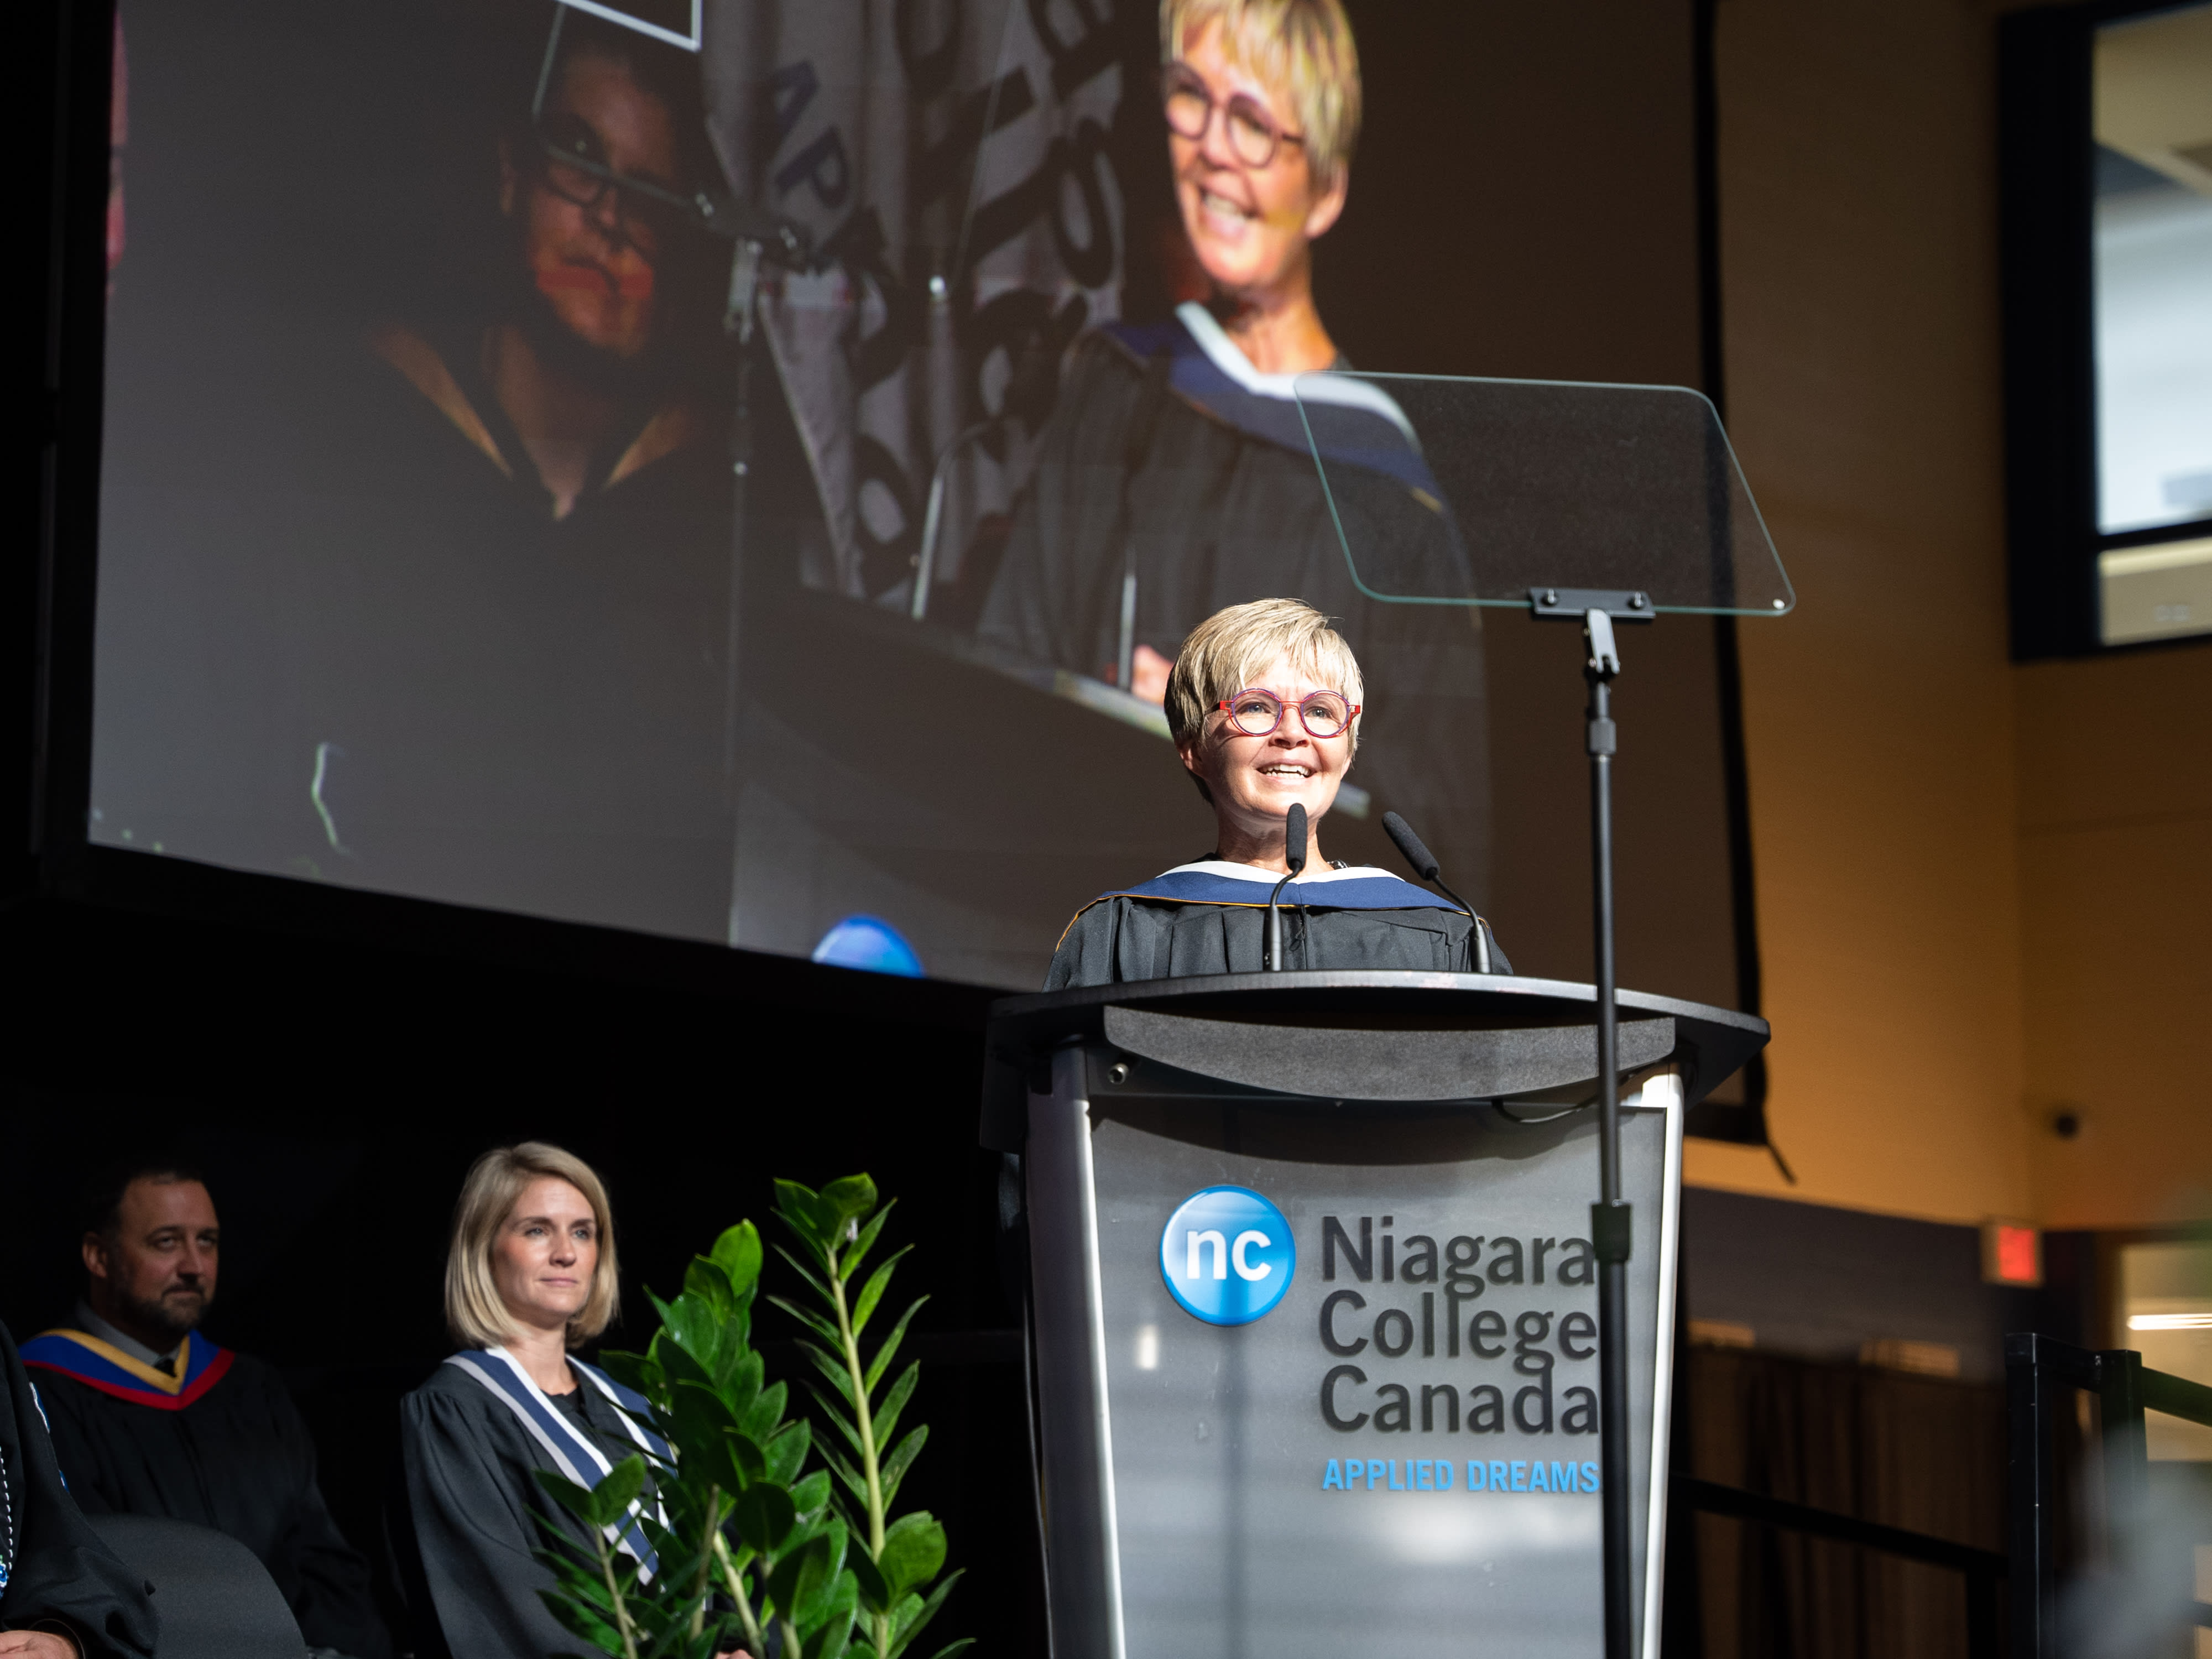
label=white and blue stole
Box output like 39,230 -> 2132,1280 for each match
444,1347 -> 669,1573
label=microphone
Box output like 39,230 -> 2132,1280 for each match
1266,803 -> 1308,972
1382,811 -> 1493,974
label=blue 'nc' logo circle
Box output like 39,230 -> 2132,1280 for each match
1160,1186 -> 1296,1326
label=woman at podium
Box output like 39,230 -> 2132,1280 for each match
1047,600 -> 1507,986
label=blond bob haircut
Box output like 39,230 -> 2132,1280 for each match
1166,598 -> 1364,802
1161,0 -> 1362,191
444,1142 -> 621,1350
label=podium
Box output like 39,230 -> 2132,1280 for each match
982,971 -> 1768,1659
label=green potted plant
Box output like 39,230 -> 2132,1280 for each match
532,1175 -> 967,1659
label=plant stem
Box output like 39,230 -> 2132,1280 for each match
712,1533 -> 767,1659
827,1237 -> 891,1655
597,1532 -> 640,1659
688,1487 -> 721,1640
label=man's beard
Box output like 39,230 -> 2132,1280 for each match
118,1282 -> 209,1345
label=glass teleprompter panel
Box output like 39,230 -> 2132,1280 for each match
1292,371 -> 1792,617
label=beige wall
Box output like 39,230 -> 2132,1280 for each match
1681,0 -> 2205,1229
2017,645 -> 2212,1227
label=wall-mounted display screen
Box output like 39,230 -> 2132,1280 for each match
2091,1 -> 2212,643
88,0 -> 1758,1035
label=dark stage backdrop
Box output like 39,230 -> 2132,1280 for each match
23,0 -> 1755,1650
84,0 -> 1758,1035
0,899 -> 1042,1652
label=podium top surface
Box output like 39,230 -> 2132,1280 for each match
982,972 -> 1769,1144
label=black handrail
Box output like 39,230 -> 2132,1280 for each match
1674,1474 -> 2007,1659
1676,1475 -> 2006,1574
2006,1332 -> 2212,1658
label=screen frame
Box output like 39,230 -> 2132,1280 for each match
22,0 -> 1771,1146
2000,0 -> 2212,661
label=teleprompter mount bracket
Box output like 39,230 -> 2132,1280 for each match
1527,587 -> 1659,622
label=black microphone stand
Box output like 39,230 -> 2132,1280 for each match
1265,803 -> 1308,971
1381,810 -> 1494,974
1530,586 -> 1650,1659
524,7 -> 811,945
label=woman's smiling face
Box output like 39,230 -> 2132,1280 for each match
1169,23 -> 1345,303
1180,649 -> 1352,847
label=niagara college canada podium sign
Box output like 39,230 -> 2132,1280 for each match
982,972 -> 1767,1659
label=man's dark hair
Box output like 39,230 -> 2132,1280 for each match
78,1156 -> 209,1241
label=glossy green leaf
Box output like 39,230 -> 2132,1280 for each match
851,1246 -> 912,1337
820,1175 -> 878,1227
796,1520 -> 849,1628
772,1180 -> 830,1251
864,1298 -> 927,1394
719,1427 -> 766,1488
848,1544 -> 891,1614
877,1426 -> 928,1510
883,1571 -> 963,1659
804,1383 -> 866,1457
725,1350 -> 766,1427
877,1512 -> 946,1600
800,1573 -> 858,1659
766,1533 -> 827,1623
732,1481 -> 797,1554
886,1590 -> 924,1637
596,1348 -> 661,1402
788,1469 -> 833,1522
839,1201 -> 895,1282
872,1362 -> 920,1451
683,1255 -> 736,1317
654,1326 -> 714,1394
659,1292 -> 729,1376
710,1220 -> 764,1297
763,1418 -> 811,1487
739,1377 -> 787,1442
795,1339 -> 854,1402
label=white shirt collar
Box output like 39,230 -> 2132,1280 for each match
1160,858 -> 1394,886
1174,301 -> 1420,444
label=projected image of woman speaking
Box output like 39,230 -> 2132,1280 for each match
977,0 -> 1491,911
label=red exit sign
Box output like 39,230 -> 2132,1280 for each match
1982,1219 -> 2043,1287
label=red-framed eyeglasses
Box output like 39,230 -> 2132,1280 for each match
1215,688 -> 1359,739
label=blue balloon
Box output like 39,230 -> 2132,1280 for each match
810,916 -> 925,977
1159,1186 -> 1296,1326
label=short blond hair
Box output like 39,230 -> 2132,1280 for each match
1166,599 -> 1364,801
1161,0 -> 1361,191
444,1142 -> 621,1351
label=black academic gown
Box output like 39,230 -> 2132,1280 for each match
978,310 -> 1494,896
1045,862 -> 1513,988
396,1361 -> 644,1659
0,1326 -> 158,1659
28,1343 -> 388,1659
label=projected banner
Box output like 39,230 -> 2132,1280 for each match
88,0 -> 1494,987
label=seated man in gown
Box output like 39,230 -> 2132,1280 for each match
1048,599 -> 1509,986
21,1160 -> 389,1659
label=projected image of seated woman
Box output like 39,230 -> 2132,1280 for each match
1047,600 -> 1509,987
978,0 -> 1489,907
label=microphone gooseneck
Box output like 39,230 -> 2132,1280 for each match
1265,803 -> 1309,972
1381,810 -> 1493,973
